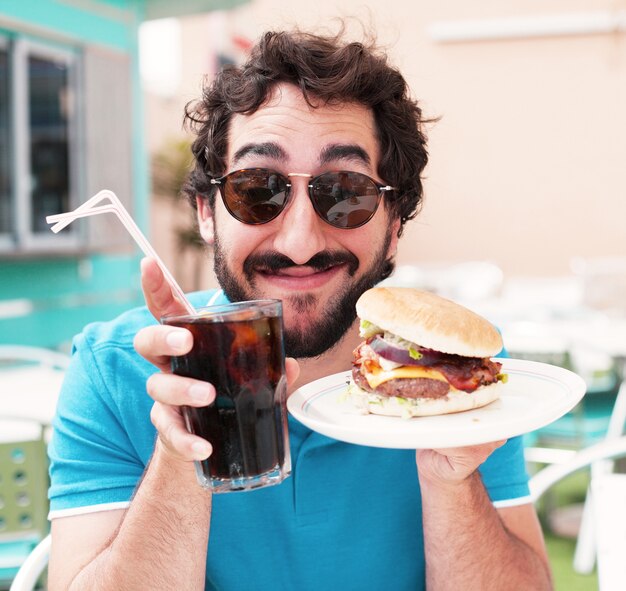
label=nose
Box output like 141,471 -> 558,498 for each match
272,179 -> 327,265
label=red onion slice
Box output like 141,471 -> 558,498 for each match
368,336 -> 439,366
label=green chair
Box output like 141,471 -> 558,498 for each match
0,420 -> 49,591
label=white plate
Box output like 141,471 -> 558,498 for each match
287,358 -> 586,449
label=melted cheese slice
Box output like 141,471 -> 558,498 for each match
364,365 -> 449,389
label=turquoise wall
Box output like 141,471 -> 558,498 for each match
0,0 -> 148,351
0,255 -> 144,350
0,0 -> 143,51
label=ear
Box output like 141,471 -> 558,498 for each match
196,196 -> 215,245
386,217 -> 402,258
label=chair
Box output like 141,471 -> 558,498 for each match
0,346 -> 70,372
530,436 -> 626,591
522,346 -> 626,574
0,346 -> 68,430
0,346 -> 68,589
8,535 -> 50,591
0,420 -> 49,590
570,255 -> 626,318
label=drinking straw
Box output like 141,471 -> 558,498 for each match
46,189 -> 196,315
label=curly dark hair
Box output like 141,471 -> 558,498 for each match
183,28 -> 429,236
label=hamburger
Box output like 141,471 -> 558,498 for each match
348,287 -> 507,418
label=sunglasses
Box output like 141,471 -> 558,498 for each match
210,169 -> 396,229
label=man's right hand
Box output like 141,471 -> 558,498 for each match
134,257 -> 215,463
133,257 -> 300,465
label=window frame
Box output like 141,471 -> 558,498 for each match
0,34 -> 11,250
3,36 -> 83,254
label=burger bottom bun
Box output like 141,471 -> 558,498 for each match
348,380 -> 502,419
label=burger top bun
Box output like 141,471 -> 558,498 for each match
356,287 -> 503,358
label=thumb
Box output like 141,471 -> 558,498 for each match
285,358 -> 300,387
140,257 -> 189,322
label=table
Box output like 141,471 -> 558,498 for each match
0,366 -> 65,426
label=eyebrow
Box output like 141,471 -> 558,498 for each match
231,141 -> 372,169
319,144 -> 371,167
231,142 -> 286,167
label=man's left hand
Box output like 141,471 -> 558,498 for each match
415,440 -> 507,487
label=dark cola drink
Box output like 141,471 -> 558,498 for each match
163,300 -> 290,492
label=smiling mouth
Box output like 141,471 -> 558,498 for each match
243,250 -> 360,285
253,263 -> 351,293
257,263 -> 343,277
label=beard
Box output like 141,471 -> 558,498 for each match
213,228 -> 395,359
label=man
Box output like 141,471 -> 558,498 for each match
47,30 -> 553,590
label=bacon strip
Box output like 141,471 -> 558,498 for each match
353,341 -> 502,393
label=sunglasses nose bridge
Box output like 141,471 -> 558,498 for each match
284,173 -> 314,201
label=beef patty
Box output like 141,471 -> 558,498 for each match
351,368 -> 450,399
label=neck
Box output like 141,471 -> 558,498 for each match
288,320 -> 361,393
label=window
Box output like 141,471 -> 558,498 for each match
0,36 -> 80,252
28,54 -> 72,234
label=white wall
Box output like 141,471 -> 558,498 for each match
143,0 -> 626,285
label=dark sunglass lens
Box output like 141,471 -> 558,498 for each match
311,172 -> 380,229
223,170 -> 288,224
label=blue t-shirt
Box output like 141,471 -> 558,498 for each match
48,290 -> 531,591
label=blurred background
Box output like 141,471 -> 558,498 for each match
1,0 -> 625,349
1,1 -> 625,589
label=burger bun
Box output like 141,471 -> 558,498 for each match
356,287 -> 502,358
348,379 -> 502,419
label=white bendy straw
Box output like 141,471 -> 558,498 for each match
46,189 -> 196,315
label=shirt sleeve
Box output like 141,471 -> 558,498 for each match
479,435 -> 531,507
48,322 -> 156,518
47,290 -> 220,518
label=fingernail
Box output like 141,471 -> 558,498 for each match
166,330 -> 188,351
192,441 -> 211,459
189,383 -> 212,403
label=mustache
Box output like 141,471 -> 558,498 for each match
243,250 -> 359,277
